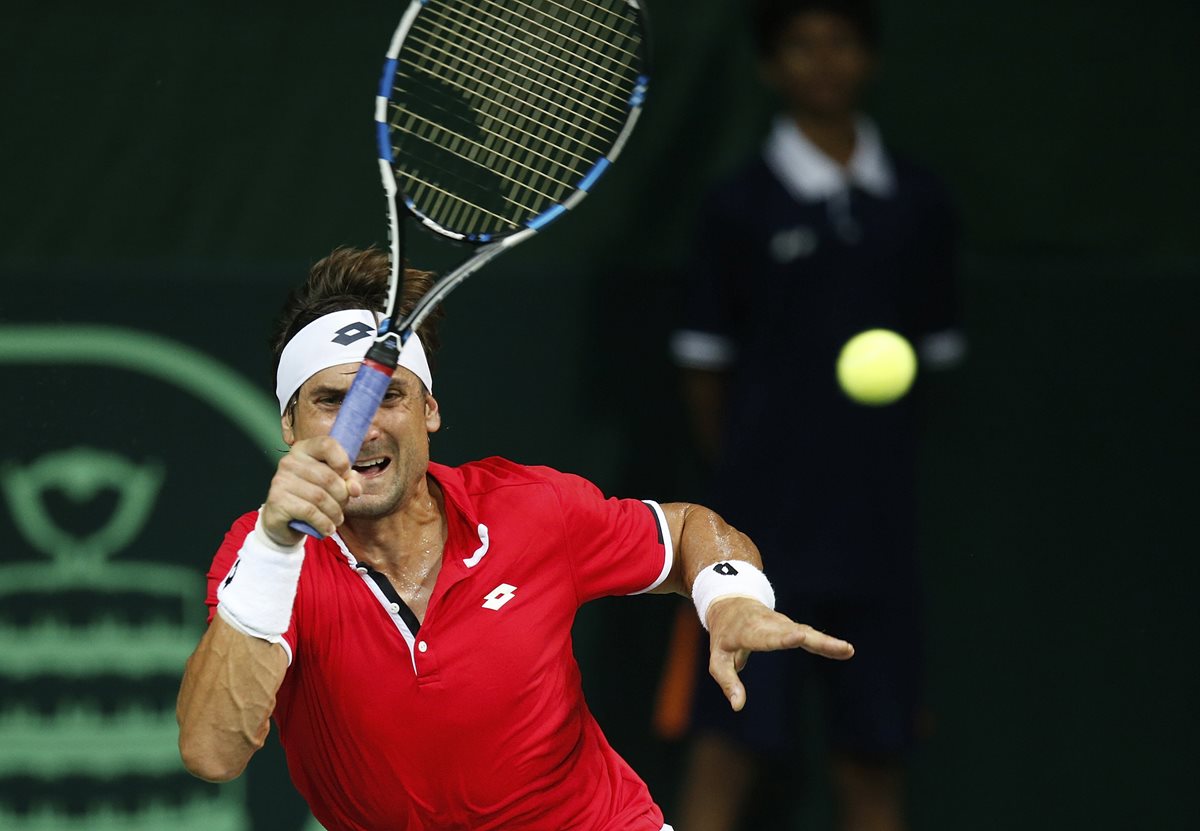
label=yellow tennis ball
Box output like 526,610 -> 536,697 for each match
836,329 -> 918,406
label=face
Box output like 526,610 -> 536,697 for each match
282,363 -> 442,519
763,11 -> 875,117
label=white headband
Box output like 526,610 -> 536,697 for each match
275,309 -> 433,414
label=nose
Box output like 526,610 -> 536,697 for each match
362,414 -> 383,444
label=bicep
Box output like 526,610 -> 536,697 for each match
649,502 -> 692,596
649,503 -> 764,597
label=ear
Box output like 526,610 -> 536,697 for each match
424,392 -> 442,434
281,409 -> 296,446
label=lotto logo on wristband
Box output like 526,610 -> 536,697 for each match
692,560 -> 775,630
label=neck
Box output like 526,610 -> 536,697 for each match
791,111 -> 858,167
339,473 -> 447,573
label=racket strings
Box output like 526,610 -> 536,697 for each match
477,0 -> 638,71
414,9 -> 625,123
411,1 -> 632,149
389,0 -> 643,235
389,64 -> 581,226
390,106 -> 561,218
445,0 -> 633,94
395,44 -> 616,149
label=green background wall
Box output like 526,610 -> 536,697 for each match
2,1 -> 1197,829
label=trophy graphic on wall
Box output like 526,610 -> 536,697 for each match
0,446 -> 248,831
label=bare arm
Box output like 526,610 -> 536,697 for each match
177,436 -> 360,781
650,503 -> 761,597
176,615 -> 288,782
651,503 -> 854,710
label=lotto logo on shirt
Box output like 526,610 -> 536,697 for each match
482,583 -> 517,610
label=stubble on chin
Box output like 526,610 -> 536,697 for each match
345,449 -> 427,520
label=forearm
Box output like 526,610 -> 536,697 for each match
655,503 -> 763,596
176,614 -> 288,782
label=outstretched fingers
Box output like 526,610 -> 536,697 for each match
726,609 -> 854,660
783,623 -> 855,660
704,598 -> 856,713
708,647 -> 748,712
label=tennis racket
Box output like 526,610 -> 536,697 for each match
291,0 -> 650,537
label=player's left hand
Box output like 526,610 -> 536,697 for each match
705,597 -> 855,711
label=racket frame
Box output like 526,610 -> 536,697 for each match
290,0 -> 649,538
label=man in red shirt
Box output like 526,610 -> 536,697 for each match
176,248 -> 854,830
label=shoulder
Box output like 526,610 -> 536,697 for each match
221,510 -> 260,546
453,457 -> 604,505
205,510 -> 260,609
206,510 -> 259,575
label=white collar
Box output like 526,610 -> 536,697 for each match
762,114 -> 895,202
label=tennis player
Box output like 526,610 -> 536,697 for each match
176,247 -> 854,831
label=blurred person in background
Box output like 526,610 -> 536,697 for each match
666,2 -> 964,830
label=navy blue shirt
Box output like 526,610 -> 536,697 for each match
674,149 -> 959,596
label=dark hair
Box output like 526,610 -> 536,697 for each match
750,0 -> 879,57
271,246 -> 443,402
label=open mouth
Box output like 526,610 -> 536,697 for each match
352,457 -> 391,478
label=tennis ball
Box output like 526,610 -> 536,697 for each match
836,329 -> 917,406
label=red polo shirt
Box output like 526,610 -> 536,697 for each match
205,457 -> 673,831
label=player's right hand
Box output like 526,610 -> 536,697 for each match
260,437 -> 364,546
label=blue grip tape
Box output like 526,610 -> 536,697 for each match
329,362 -> 393,466
288,360 -> 393,539
290,519 -> 323,538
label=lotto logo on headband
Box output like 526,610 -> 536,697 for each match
332,323 -> 374,345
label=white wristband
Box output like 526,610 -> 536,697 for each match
691,560 -> 775,631
216,513 -> 305,644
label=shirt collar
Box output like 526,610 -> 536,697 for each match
426,461 -> 480,529
428,461 -> 491,570
762,114 -> 895,202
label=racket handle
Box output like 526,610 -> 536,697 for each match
289,519 -> 324,538
288,347 -> 397,539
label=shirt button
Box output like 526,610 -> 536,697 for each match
388,602 -> 400,614
417,641 -> 428,653
355,566 -> 368,574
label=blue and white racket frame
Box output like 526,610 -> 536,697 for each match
289,0 -> 650,538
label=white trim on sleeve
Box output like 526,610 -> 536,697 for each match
278,637 -> 294,666
629,500 -> 674,595
669,329 -> 737,370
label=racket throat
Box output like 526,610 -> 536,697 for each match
364,339 -> 401,372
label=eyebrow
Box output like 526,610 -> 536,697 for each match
306,384 -> 349,398
306,378 -> 410,398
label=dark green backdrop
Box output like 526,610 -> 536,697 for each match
2,1 -> 1197,829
